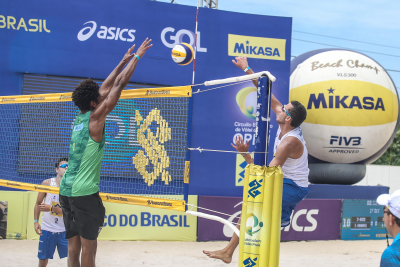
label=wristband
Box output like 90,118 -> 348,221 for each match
135,55 -> 140,60
34,220 -> 38,223
241,152 -> 250,157
244,66 -> 250,72
50,206 -> 53,212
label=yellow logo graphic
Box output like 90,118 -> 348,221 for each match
51,202 -> 62,217
132,109 -> 172,186
228,34 -> 286,61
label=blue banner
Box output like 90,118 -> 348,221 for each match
0,0 -> 292,197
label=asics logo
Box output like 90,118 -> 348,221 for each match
77,21 -> 136,42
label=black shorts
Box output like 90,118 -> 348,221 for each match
59,192 -> 105,240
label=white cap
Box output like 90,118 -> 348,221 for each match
377,190 -> 400,219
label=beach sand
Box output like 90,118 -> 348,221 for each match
1,239 -> 386,266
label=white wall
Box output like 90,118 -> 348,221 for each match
356,165 -> 400,193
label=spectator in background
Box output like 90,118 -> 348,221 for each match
34,158 -> 68,267
377,190 -> 400,266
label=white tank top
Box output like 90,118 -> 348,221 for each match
41,178 -> 65,232
273,126 -> 309,188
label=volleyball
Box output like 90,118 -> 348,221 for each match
171,43 -> 194,65
290,49 -> 399,164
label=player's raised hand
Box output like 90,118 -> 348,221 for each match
232,56 -> 249,71
121,44 -> 136,63
136,38 -> 153,58
231,135 -> 250,154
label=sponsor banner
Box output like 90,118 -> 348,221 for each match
0,179 -> 185,212
341,199 -> 387,240
24,192 -> 196,241
197,196 -> 242,241
1,0 -> 291,198
228,34 -> 286,61
121,86 -> 192,99
281,199 -> 341,241
198,196 -> 341,241
98,195 -> 197,241
0,93 -> 72,104
0,86 -> 191,104
100,193 -> 185,212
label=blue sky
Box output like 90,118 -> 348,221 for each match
156,0 -> 400,90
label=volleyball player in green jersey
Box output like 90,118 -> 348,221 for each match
59,38 -> 152,267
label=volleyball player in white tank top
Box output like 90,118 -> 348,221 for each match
203,57 -> 309,264
34,159 -> 68,267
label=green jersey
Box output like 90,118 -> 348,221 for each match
60,111 -> 105,197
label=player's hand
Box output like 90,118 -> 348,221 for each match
231,135 -> 250,154
34,222 -> 42,236
121,44 -> 136,63
39,203 -> 51,212
136,38 -> 153,58
232,56 -> 249,71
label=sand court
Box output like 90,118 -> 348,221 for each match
1,239 -> 386,266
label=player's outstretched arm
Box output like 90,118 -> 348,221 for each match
232,56 -> 282,115
90,38 -> 152,141
98,44 -> 140,99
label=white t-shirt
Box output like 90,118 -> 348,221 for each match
273,126 -> 309,187
41,178 -> 65,232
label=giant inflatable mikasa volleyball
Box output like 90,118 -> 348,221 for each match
290,49 -> 399,184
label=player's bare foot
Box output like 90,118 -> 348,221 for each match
203,249 -> 232,264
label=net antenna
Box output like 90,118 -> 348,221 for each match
185,71 -> 276,236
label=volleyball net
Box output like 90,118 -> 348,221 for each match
0,86 -> 191,211
0,71 -> 276,218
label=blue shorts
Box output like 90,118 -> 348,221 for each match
280,178 -> 309,227
38,230 -> 68,260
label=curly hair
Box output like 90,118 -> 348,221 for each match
288,101 -> 307,128
72,79 -> 100,111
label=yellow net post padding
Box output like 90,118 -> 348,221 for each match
239,164 -> 284,267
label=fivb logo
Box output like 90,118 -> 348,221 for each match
161,27 -> 207,52
228,34 -> 286,61
77,21 -> 136,42
248,179 -> 263,198
243,257 -> 258,267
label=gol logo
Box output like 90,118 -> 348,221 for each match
161,27 -> 207,52
236,87 -> 257,119
77,21 -> 135,42
245,213 -> 263,236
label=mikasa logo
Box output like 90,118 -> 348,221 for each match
307,93 -> 384,111
77,21 -> 136,42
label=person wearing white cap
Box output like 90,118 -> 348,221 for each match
377,190 -> 400,266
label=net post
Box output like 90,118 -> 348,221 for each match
254,76 -> 272,166
184,93 -> 194,210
